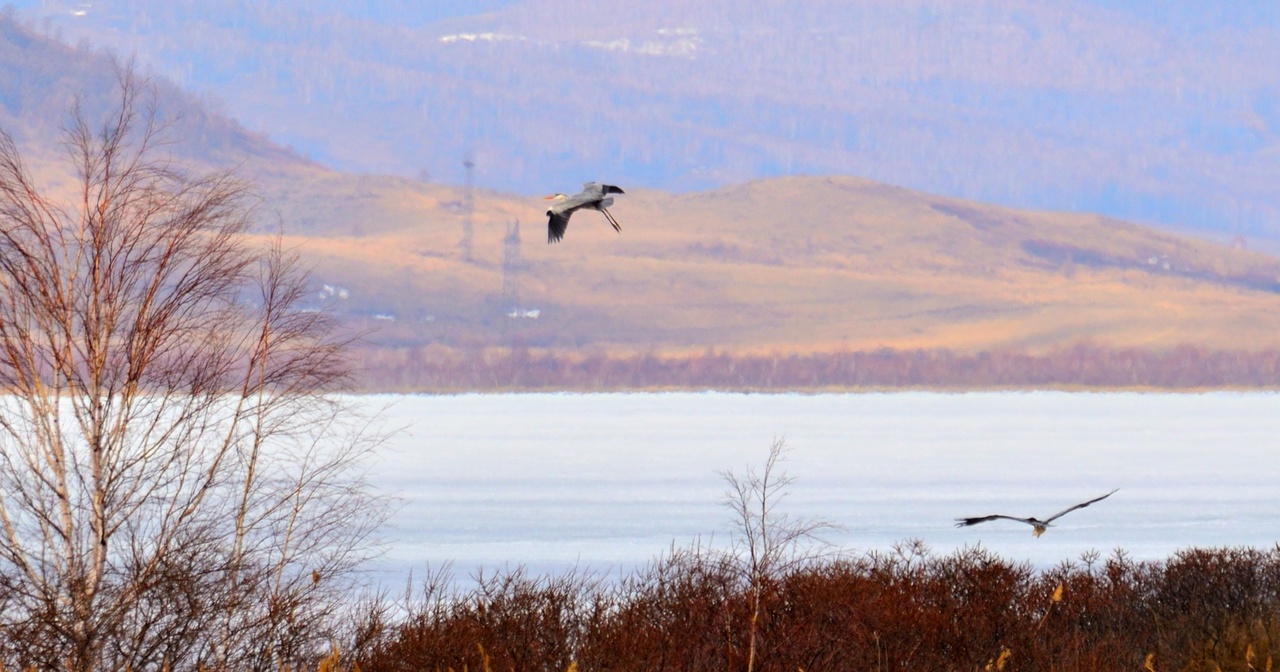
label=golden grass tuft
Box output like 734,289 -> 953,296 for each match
982,648 -> 1012,671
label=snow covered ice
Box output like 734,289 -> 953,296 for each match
364,391 -> 1280,582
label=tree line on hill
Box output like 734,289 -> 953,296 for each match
352,342 -> 1280,391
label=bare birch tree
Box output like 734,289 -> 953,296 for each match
0,65 -> 384,671
722,438 -> 834,672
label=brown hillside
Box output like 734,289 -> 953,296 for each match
256,172 -> 1280,355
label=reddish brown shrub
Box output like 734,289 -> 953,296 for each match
361,545 -> 1280,672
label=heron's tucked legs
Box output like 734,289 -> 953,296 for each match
601,208 -> 622,232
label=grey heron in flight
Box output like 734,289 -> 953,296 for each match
545,182 -> 625,243
955,489 -> 1118,537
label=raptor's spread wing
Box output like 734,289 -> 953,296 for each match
954,514 -> 1035,528
1042,489 -> 1119,524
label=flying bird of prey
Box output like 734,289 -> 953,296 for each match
545,182 -> 625,243
955,489 -> 1118,537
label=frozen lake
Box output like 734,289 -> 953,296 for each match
365,392 -> 1280,582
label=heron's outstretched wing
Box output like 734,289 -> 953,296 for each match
1042,489 -> 1119,524
547,210 -> 572,243
580,182 -> 624,196
954,514 -> 1036,528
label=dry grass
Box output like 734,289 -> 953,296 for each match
248,171 -> 1280,356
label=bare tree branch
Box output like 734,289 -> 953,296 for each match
721,438 -> 837,672
0,63 -> 386,672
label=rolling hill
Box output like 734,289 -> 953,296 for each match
261,173 -> 1280,358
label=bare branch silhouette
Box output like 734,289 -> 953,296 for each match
0,63 -> 386,671
721,438 -> 835,672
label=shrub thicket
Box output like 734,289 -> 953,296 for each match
363,544 -> 1280,672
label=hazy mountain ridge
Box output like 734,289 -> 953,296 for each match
5,15 -> 1280,360
0,13 -> 310,182
10,0 -> 1280,238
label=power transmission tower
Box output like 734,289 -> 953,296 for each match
459,156 -> 475,262
501,220 -> 522,315
501,220 -> 523,349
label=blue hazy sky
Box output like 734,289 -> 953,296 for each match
1082,1 -> 1278,32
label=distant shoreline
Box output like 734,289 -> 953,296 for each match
350,342 -> 1280,393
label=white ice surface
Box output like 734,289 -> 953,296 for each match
363,392 -> 1280,584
